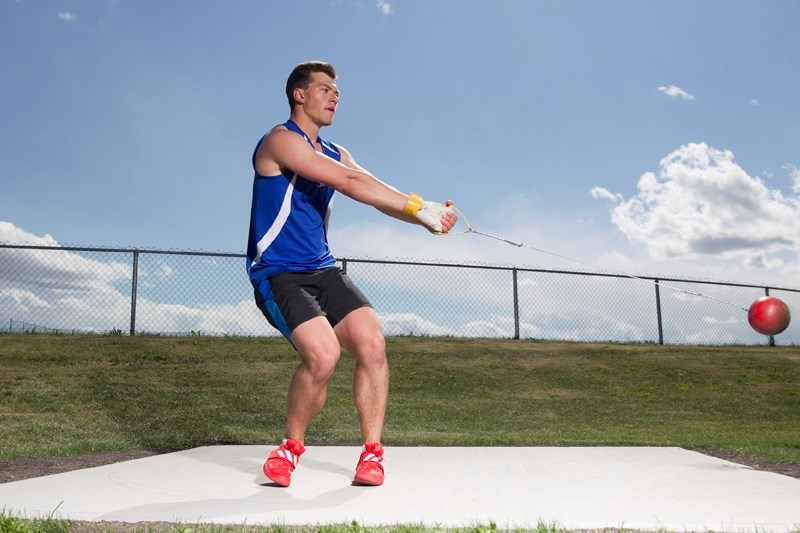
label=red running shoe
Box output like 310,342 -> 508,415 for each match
263,438 -> 305,487
353,442 -> 384,486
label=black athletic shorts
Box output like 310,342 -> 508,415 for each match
254,267 -> 372,341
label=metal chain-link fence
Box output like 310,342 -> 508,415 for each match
1,244 -> 798,345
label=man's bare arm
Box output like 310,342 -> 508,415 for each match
258,129 -> 407,213
256,128 -> 456,233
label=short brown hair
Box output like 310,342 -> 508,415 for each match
286,61 -> 337,111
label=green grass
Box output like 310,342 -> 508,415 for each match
10,513 -> 767,533
2,334 -> 800,533
1,335 -> 799,463
0,514 -> 575,533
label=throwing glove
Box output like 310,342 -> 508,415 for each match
403,192 -> 449,232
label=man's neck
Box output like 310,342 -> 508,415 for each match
289,114 -> 320,142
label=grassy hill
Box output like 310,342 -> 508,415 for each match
1,334 -> 799,467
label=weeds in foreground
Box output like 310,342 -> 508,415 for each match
0,509 -> 69,533
0,513 -> 577,533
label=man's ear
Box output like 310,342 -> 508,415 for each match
293,87 -> 304,105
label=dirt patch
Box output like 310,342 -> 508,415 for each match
688,447 -> 800,478
0,450 -> 162,484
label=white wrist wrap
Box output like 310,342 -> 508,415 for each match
415,201 -> 448,232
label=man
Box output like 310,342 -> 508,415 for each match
247,61 -> 457,487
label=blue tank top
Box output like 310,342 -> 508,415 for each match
246,120 -> 339,282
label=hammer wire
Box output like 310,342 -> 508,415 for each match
444,205 -> 749,313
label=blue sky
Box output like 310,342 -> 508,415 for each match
2,0 -> 799,289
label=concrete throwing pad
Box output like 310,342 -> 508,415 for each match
1,446 -> 799,531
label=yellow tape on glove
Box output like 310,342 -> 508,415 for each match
402,192 -> 424,216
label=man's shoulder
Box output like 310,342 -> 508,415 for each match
259,124 -> 301,153
264,123 -> 290,139
254,125 -> 294,175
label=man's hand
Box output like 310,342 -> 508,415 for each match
403,193 -> 458,233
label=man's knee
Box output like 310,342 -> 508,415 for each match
292,318 -> 342,383
301,348 -> 340,383
335,308 -> 385,361
355,334 -> 387,368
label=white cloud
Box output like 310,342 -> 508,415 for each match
0,221 -> 58,246
593,143 -> 800,269
57,11 -> 76,21
159,264 -> 174,279
787,164 -> 800,194
750,98 -> 760,106
0,288 -> 51,312
0,220 -> 264,335
590,187 -> 623,203
657,85 -> 694,100
379,312 -> 451,336
376,0 -> 393,14
463,320 -> 510,337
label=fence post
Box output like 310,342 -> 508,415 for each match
341,258 -> 347,275
130,250 -> 139,336
655,279 -> 664,345
765,287 -> 776,347
512,268 -> 520,340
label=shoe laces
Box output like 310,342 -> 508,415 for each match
284,438 -> 305,457
274,438 -> 305,467
360,442 -> 384,466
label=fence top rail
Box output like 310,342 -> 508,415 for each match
3,243 -> 799,293
0,243 -> 244,259
341,257 -> 800,292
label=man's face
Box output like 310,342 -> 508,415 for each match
299,72 -> 340,126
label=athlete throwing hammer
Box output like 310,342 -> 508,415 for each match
246,61 -> 457,487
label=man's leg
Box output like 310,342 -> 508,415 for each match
334,306 -> 388,486
263,316 -> 341,487
285,316 -> 342,442
334,306 -> 388,443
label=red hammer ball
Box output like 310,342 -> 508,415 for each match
747,296 -> 791,336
